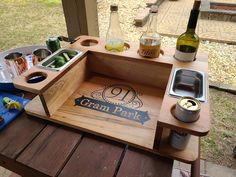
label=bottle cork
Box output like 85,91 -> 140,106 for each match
150,5 -> 158,13
192,0 -> 201,10
110,4 -> 118,11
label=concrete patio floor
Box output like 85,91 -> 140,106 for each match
1,159 -> 236,177
173,160 -> 236,177
157,0 -> 236,43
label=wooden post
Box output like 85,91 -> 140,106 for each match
191,137 -> 201,177
62,0 -> 99,39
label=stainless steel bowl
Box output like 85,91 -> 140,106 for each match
169,68 -> 207,102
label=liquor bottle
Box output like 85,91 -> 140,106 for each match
174,0 -> 201,62
105,4 -> 124,52
139,5 -> 161,58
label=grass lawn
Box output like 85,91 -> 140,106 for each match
0,0 -> 67,50
202,89 -> 236,168
0,0 -> 235,169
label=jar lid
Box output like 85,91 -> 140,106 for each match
150,5 -> 158,13
193,0 -> 201,10
110,4 -> 118,11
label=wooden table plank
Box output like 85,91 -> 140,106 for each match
117,147 -> 173,177
58,136 -> 124,177
0,113 -> 46,159
16,124 -> 82,177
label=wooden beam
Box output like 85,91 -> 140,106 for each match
84,0 -> 99,37
62,0 -> 99,39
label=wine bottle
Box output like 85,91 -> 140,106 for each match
174,0 -> 201,62
105,4 -> 124,52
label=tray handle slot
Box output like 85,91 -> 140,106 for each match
13,67 -> 58,94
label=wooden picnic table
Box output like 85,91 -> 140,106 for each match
0,92 -> 173,177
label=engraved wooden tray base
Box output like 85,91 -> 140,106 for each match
13,36 -> 210,163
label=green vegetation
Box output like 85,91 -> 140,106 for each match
0,0 -> 67,50
38,0 -> 62,7
201,88 -> 236,168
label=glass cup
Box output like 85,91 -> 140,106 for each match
4,52 -> 28,78
32,48 -> 51,65
0,64 -> 12,81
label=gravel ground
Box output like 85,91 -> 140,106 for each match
97,0 -> 236,87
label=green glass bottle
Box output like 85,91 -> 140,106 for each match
46,37 -> 61,53
174,0 -> 201,62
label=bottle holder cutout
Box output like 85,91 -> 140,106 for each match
26,72 -> 47,84
80,39 -> 99,46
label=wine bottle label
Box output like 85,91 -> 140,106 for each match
174,49 -> 196,62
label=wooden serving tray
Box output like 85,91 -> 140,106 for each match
13,36 -> 210,163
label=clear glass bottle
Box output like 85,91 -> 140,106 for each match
174,0 -> 201,62
139,5 -> 161,58
105,4 -> 124,52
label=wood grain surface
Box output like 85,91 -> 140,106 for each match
102,37 -> 210,137
12,66 -> 59,94
0,91 -> 174,177
59,136 -> 124,177
16,125 -> 82,177
12,49 -> 88,94
0,113 -> 45,159
42,56 -> 88,115
158,96 -> 210,136
117,147 -> 173,177
13,36 -> 210,174
26,74 -> 165,150
158,60 -> 210,136
0,112 -> 174,177
88,52 -> 172,89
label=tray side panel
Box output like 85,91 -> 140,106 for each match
88,52 -> 172,90
42,57 -> 88,116
13,67 -> 59,94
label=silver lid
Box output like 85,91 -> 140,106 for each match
150,5 -> 158,13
